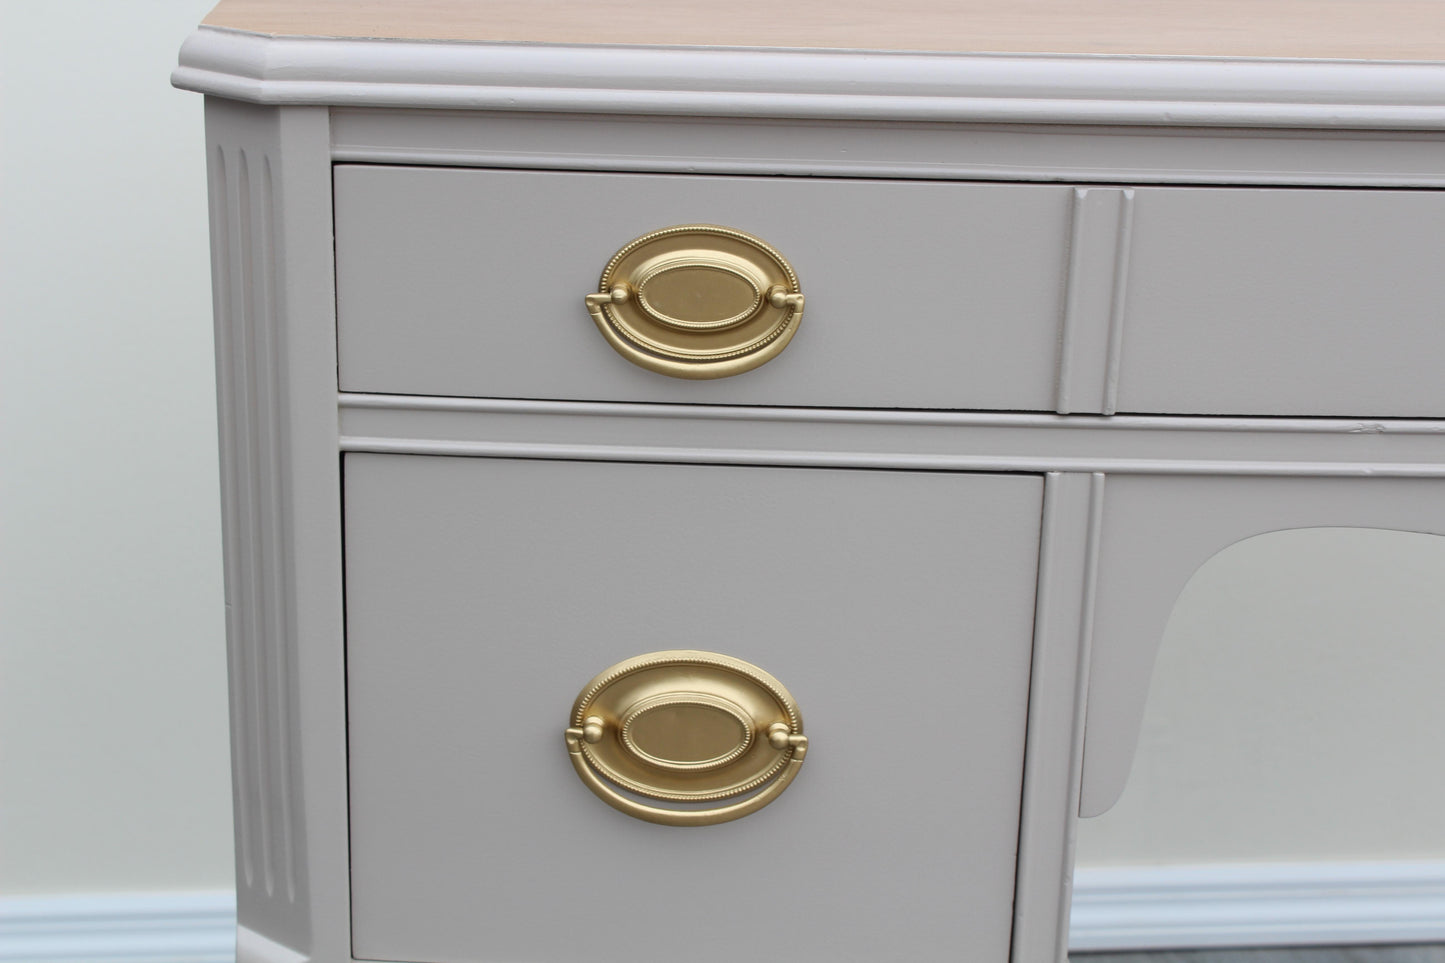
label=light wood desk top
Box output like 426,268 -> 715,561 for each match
202,0 -> 1445,62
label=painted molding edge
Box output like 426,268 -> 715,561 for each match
1070,861 -> 1445,951
0,891 -> 235,963
172,27 -> 1445,128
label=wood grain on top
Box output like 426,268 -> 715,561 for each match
202,0 -> 1445,61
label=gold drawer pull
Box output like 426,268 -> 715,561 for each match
583,225 -> 805,380
563,650 -> 808,827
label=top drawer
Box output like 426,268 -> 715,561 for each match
335,167 -> 1445,416
334,165 -> 1072,409
1115,187 -> 1445,418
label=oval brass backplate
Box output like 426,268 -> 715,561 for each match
583,225 -> 805,380
564,650 -> 808,826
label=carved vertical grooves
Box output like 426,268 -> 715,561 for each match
261,154 -> 299,904
243,148 -> 278,901
1101,189 -> 1135,417
1011,471 -> 1104,963
1073,471 -> 1106,809
202,99 -> 337,957
213,137 -> 300,912
1055,189 -> 1132,415
211,143 -> 254,894
1055,188 -> 1089,413
239,146 -> 275,901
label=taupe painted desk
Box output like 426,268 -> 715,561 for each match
174,3 -> 1445,961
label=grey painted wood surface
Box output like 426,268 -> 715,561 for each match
344,455 -> 1042,963
1115,188 -> 1445,417
183,23 -> 1445,963
173,30 -> 1445,130
1074,947 -> 1445,963
336,166 -> 1445,418
204,98 -> 348,962
336,396 -> 1445,476
329,110 -> 1445,189
334,165 -> 1072,410
1081,474 -> 1445,817
1013,474 -> 1105,963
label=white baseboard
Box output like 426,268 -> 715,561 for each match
1070,861 -> 1445,952
3,864 -> 1443,960
0,892 -> 234,963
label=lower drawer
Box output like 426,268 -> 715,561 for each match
343,454 -> 1042,963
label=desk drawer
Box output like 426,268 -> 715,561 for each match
1116,187 -> 1445,417
335,165 -> 1072,409
344,454 -> 1042,963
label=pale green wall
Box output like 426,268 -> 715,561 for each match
2,0 -> 1443,900
1076,527 -> 1445,867
0,0 -> 232,895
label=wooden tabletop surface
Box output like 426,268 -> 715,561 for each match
202,0 -> 1445,61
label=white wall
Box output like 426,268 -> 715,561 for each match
3,0 -> 1444,902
